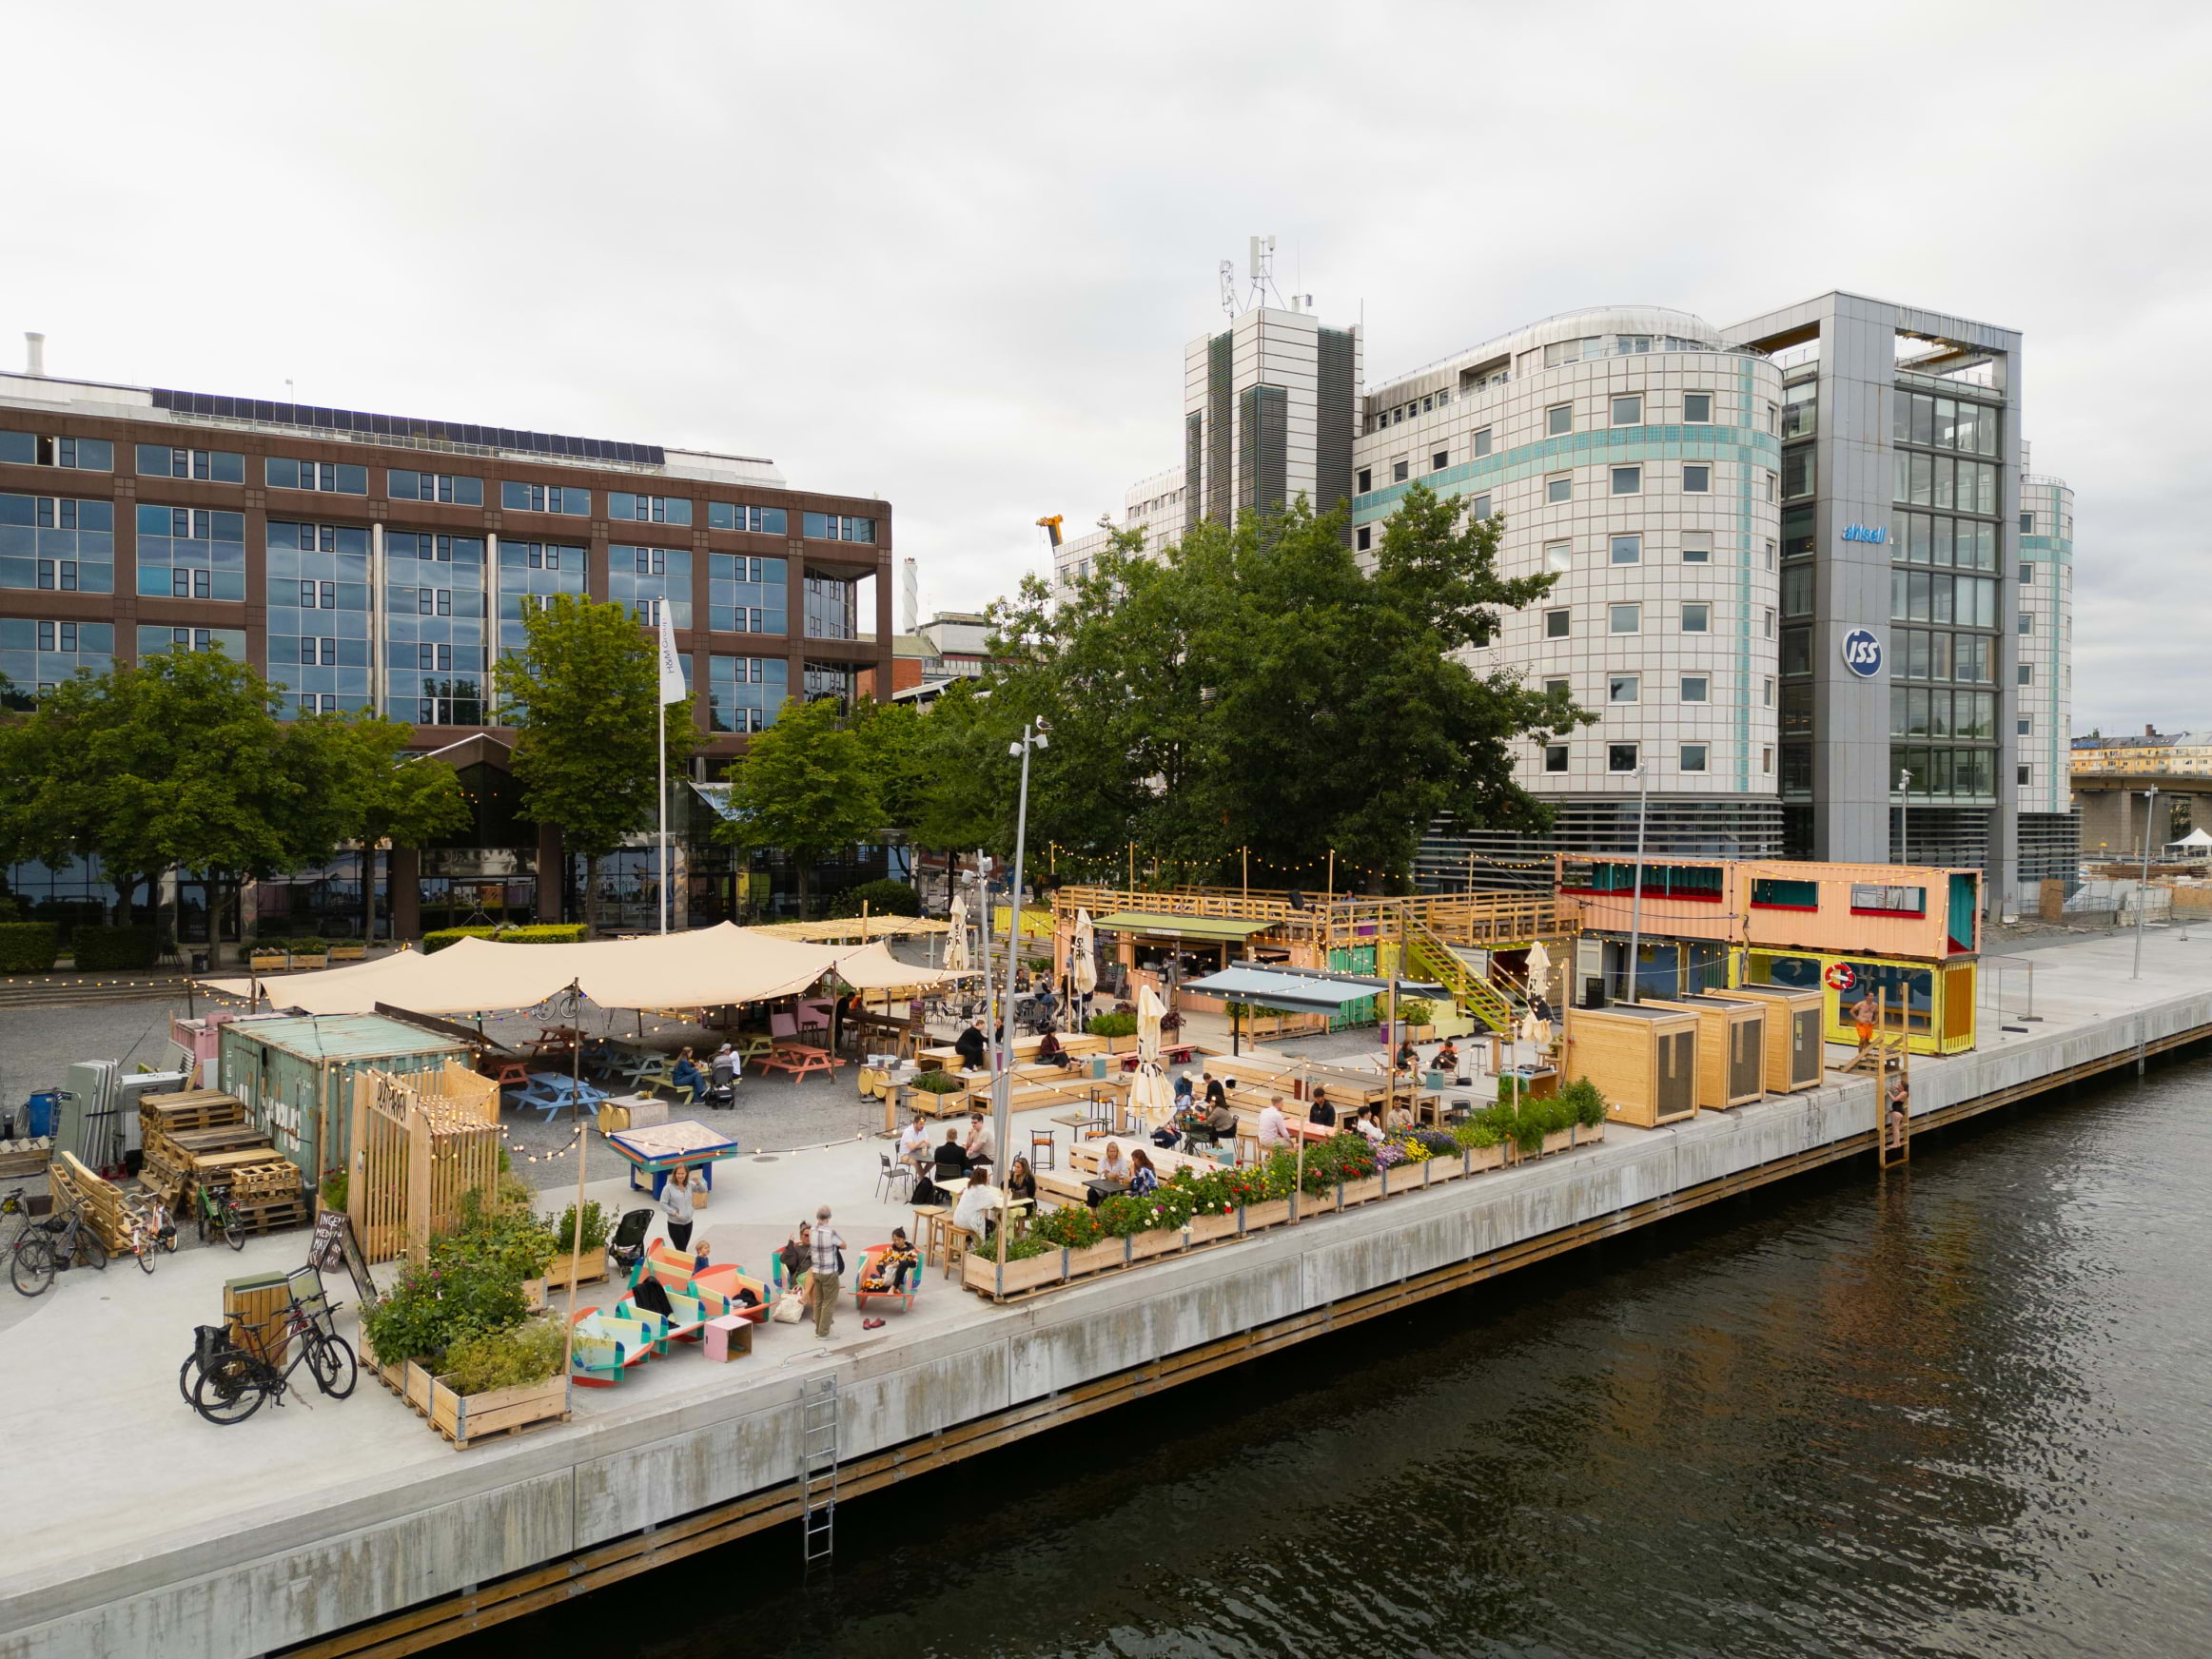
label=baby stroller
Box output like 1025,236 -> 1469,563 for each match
606,1208 -> 656,1274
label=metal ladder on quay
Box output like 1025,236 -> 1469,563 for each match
799,1375 -> 839,1569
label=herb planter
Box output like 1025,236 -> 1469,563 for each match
1339,1174 -> 1385,1207
969,1250 -> 1068,1296
428,1371 -> 570,1449
289,953 -> 328,970
1466,1142 -> 1507,1174
1243,1198 -> 1292,1232
1065,1238 -> 1128,1279
540,1250 -> 608,1291
1126,1225 -> 1185,1260
1540,1128 -> 1575,1158
1185,1209 -> 1240,1244
1569,1122 -> 1605,1147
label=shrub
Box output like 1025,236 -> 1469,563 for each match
1085,1011 -> 1138,1039
1001,1233 -> 1056,1261
549,1199 -> 612,1257
421,924 -> 587,953
0,923 -> 60,974
70,924 -> 161,970
829,879 -> 921,919
1561,1077 -> 1609,1129
1399,999 -> 1436,1028
1298,1131 -> 1379,1195
440,1317 -> 565,1396
320,1169 -> 348,1211
286,937 -> 330,955
910,1070 -> 967,1095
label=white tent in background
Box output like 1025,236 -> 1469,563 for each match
1128,981 -> 1172,1125
2164,829 -> 2212,860
828,942 -> 977,992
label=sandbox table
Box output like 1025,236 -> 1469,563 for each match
607,1119 -> 741,1199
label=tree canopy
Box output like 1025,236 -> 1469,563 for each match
716,694 -> 883,915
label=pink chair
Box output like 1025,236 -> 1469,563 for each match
770,1010 -> 799,1041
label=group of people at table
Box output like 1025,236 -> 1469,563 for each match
895,1108 -> 1042,1245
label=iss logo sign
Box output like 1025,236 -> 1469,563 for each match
1840,628 -> 1884,678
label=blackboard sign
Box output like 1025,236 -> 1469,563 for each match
308,1207 -> 378,1310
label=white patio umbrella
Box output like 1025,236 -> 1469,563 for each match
1071,908 -> 1097,1009
1524,938 -> 1554,1006
946,894 -> 970,973
1127,980 -> 1172,1126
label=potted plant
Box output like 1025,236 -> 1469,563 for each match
427,1317 -> 570,1448
247,937 -> 287,972
1398,998 -> 1437,1043
288,937 -> 330,968
328,938 -> 368,962
1561,1077 -> 1608,1146
317,1169 -> 348,1218
965,1231 -> 1067,1296
1085,1011 -> 1140,1053
538,1199 -> 612,1295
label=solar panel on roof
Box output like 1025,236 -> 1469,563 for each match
149,387 -> 665,466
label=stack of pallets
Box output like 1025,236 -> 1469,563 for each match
195,1150 -> 309,1234
49,1152 -> 134,1258
137,1089 -> 307,1234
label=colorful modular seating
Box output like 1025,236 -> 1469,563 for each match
852,1243 -> 921,1315
629,1242 -> 773,1326
566,1304 -> 668,1387
619,1288 -> 714,1347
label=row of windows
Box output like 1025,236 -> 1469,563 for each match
1360,393 -> 1726,486
1894,452 -> 2000,517
1559,670 -> 1772,708
1891,511 -> 2001,572
1891,688 -> 2000,740
1541,600 -> 1770,639
0,619 -> 116,710
0,432 -> 114,470
1892,389 -> 2001,457
1891,570 -> 2001,629
1540,740 -> 1752,776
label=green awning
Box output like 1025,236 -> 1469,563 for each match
1094,911 -> 1275,943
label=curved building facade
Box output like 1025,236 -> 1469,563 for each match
1353,307 -> 1785,858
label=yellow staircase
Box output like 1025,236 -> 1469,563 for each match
1401,915 -> 1516,1035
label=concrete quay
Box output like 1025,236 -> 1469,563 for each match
4,927 -> 2209,1659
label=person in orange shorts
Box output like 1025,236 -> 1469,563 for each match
1850,990 -> 1877,1054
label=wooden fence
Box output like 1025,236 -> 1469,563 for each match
1050,885 -> 1570,949
345,1062 -> 501,1265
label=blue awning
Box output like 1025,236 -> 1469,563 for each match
1182,963 -> 1449,1013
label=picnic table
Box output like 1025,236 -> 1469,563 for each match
525,1025 -> 581,1060
606,1119 -> 741,1199
511,1071 -> 609,1122
754,1042 -> 845,1081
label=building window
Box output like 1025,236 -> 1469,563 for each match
1609,743 -> 1639,772
1612,395 -> 1642,426
1683,464 -> 1711,493
1544,608 -> 1571,639
2019,612 -> 2033,634
1765,607 -> 1774,637
137,444 -> 245,483
1546,540 -> 1572,572
2019,511 -> 2034,534
1546,403 -> 1573,437
265,458 -> 368,495
1612,465 -> 1641,495
1763,470 -> 1777,501
1782,448 -> 1815,499
1470,494 -> 1492,519
1546,473 -> 1573,503
2018,717 -> 2032,736
1683,393 -> 1713,423
1471,428 -> 1492,458
708,502 -> 790,535
1682,533 -> 1712,564
1356,526 -> 1372,552
387,470 -> 483,506
2020,561 -> 2034,584
1763,745 -> 1774,773
1764,676 -> 1775,706
1431,450 -> 1449,473
803,513 -> 876,543
2019,663 -> 2033,685
0,432 -> 114,470
1850,884 -> 1928,916
609,493 -> 695,526
1765,538 -> 1776,570
2018,764 -> 2032,787
1609,603 -> 1640,634
1680,743 -> 1709,772
1544,745 -> 1570,772
1393,459 -> 1410,483
1610,534 -> 1640,565
1357,468 -> 1372,493
1781,563 -> 1814,617
1681,601 -> 1710,634
500,480 -> 592,516
1542,676 -> 1570,697
1681,674 -> 1709,702
1609,674 -> 1639,704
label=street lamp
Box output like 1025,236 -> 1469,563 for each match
993,720 -> 1048,1195
2133,784 -> 2160,981
1625,764 -> 1648,1005
1898,768 -> 1913,866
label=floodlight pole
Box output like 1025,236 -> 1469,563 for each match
994,723 -> 1046,1217
2133,785 -> 2159,980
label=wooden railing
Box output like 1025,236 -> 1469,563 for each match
1049,885 -> 1572,947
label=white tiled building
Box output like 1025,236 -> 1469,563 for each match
2015,453 -> 2074,815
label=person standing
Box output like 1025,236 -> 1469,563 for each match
1850,990 -> 1878,1057
809,1205 -> 844,1337
659,1166 -> 695,1254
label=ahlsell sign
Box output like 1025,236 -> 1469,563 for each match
1842,523 -> 1889,543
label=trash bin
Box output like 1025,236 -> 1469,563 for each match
23,1091 -> 58,1139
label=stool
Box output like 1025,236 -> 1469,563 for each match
1029,1128 -> 1056,1170
703,1315 -> 753,1362
944,1223 -> 975,1280
914,1205 -> 951,1267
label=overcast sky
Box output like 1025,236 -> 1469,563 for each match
6,0 -> 2206,732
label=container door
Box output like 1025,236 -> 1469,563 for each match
1659,1031 -> 1694,1117
1731,1021 -> 1762,1099
1793,1007 -> 1821,1085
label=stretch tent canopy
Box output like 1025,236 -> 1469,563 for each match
205,922 -> 871,1017
1181,962 -> 1449,1015
824,942 -> 977,992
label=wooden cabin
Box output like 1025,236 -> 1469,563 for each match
1646,994 -> 1766,1110
1564,1003 -> 1698,1128
1720,984 -> 1826,1093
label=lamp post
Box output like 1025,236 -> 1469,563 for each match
993,721 -> 1047,1210
2133,784 -> 2160,981
1898,768 -> 1913,866
1625,765 -> 1649,1004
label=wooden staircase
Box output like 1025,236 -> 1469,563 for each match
1402,915 -> 1516,1035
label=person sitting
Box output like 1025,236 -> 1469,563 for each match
1173,1073 -> 1195,1112
692,1238 -> 714,1276
1307,1088 -> 1337,1128
932,1127 -> 971,1182
779,1221 -> 812,1291
1151,1114 -> 1184,1149
898,1113 -> 932,1175
963,1110 -> 995,1172
953,1172 -> 1002,1242
1205,1097 -> 1238,1145
862,1228 -> 921,1295
1257,1095 -> 1296,1155
1097,1140 -> 1131,1183
1395,1039 -> 1419,1074
1353,1107 -> 1386,1145
1127,1147 -> 1159,1197
1202,1072 -> 1226,1112
1433,1041 -> 1460,1078
1036,1029 -> 1071,1067
670,1046 -> 705,1101
953,1021 -> 989,1072
1004,1156 -> 1038,1204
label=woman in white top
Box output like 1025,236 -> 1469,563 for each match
952,1175 -> 1001,1242
1096,1141 -> 1131,1183
659,1168 -> 695,1252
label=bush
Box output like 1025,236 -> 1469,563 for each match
1399,999 -> 1436,1028
911,1069 -> 968,1095
70,924 -> 161,970
320,1170 -> 348,1211
549,1199 -> 612,1257
1085,1011 -> 1138,1039
1561,1077 -> 1609,1130
440,1317 -> 565,1396
422,924 -> 587,953
0,922 -> 60,974
829,879 -> 921,920
286,937 -> 330,955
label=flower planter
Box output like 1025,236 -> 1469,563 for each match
1064,1238 -> 1127,1279
1185,1210 -> 1240,1245
520,1277 -> 550,1313
289,953 -> 328,970
428,1371 -> 570,1449
966,1250 -> 1067,1296
1127,1225 -> 1185,1260
1420,1154 -> 1459,1185
1243,1198 -> 1292,1232
1540,1128 -> 1575,1158
540,1250 -> 608,1291
403,1357 -> 438,1416
1296,1188 -> 1337,1218
1339,1175 -> 1385,1207
1464,1143 -> 1506,1175
328,944 -> 366,962
248,953 -> 287,974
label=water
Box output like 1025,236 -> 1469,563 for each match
458,1057 -> 2212,1659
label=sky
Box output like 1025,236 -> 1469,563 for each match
5,0 -> 2207,733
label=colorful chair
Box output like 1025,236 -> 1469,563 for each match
852,1243 -> 921,1315
567,1306 -> 660,1386
691,1262 -> 773,1322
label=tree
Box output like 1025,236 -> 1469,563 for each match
716,696 -> 882,919
286,711 -> 471,940
498,595 -> 697,935
849,694 -> 930,836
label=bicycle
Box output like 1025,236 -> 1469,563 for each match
123,1194 -> 177,1275
10,1201 -> 109,1298
196,1181 -> 247,1252
186,1290 -> 357,1424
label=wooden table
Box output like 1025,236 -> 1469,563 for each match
754,1043 -> 844,1081
606,1120 -> 740,1198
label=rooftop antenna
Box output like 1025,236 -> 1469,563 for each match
1249,235 -> 1284,310
1219,259 -> 1240,320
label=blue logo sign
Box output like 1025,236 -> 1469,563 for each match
1842,524 -> 1888,544
1841,628 -> 1884,678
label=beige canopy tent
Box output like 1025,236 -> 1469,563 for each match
204,922 -> 857,1017
751,916 -> 951,943
824,942 -> 978,993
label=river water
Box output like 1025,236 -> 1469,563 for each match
461,1055 -> 2212,1659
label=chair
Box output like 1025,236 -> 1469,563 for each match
690,1262 -> 773,1322
769,1010 -> 799,1043
1028,1127 -> 1056,1170
876,1153 -> 914,1204
943,1223 -> 975,1280
852,1242 -> 920,1315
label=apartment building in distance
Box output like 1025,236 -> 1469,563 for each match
1054,283 -> 2078,908
0,342 -> 893,938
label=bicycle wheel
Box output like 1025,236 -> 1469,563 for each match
74,1227 -> 109,1272
10,1239 -> 55,1298
223,1205 -> 246,1252
309,1333 -> 358,1399
191,1353 -> 267,1425
178,1354 -> 204,1404
136,1240 -> 157,1274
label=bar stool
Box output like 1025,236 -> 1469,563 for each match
1028,1127 -> 1056,1170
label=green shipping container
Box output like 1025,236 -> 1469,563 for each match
217,1014 -> 472,1184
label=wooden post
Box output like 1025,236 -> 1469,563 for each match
1128,841 -> 1135,896
1242,846 -> 1248,908
559,981 -> 588,1393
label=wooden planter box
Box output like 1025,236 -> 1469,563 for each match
289,953 -> 329,969
328,943 -> 367,962
428,1371 -> 570,1449
965,1250 -> 1067,1296
1421,1153 -> 1463,1184
1127,1226 -> 1184,1260
1568,1122 -> 1605,1148
403,1358 -> 437,1416
1185,1209 -> 1240,1244
1470,1142 -> 1507,1173
1297,1188 -> 1337,1217
1065,1238 -> 1127,1279
1339,1174 -> 1385,1207
1243,1198 -> 1292,1232
541,1250 -> 608,1291
248,953 -> 287,973
1541,1127 -> 1576,1158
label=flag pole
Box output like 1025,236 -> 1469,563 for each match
656,690 -> 667,935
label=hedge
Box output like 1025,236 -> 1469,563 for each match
0,923 -> 61,974
71,925 -> 162,970
829,879 -> 922,920
422,924 -> 587,954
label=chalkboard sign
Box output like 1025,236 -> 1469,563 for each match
308,1208 -> 378,1310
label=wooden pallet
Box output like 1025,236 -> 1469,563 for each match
229,1196 -> 310,1235
139,1090 -> 246,1137
49,1153 -> 136,1257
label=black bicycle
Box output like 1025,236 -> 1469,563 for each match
186,1290 -> 357,1424
10,1200 -> 108,1298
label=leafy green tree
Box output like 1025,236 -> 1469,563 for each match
286,711 -> 471,939
715,696 -> 882,919
498,595 -> 698,935
849,694 -> 930,835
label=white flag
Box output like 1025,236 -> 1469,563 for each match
656,601 -> 686,705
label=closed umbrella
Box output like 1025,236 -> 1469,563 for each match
1071,908 -> 1097,1020
946,895 -> 970,973
1524,939 -> 1553,1007
1128,981 -> 1171,1127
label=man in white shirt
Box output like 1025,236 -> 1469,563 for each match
1257,1095 -> 1295,1154
897,1114 -> 931,1177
